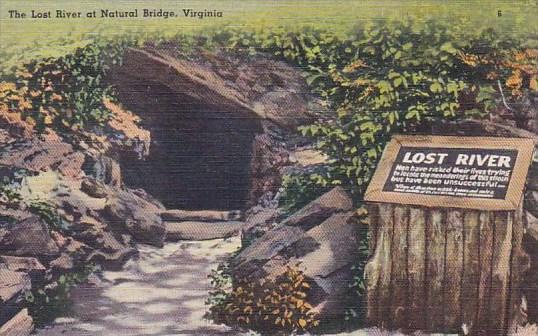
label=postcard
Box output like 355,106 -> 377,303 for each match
1,1 -> 537,335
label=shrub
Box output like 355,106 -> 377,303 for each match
206,20 -> 537,203
23,264 -> 95,327
0,40 -> 132,133
278,170 -> 331,214
27,199 -> 70,231
208,266 -> 319,335
0,176 -> 23,208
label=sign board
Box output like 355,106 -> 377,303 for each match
364,135 -> 535,210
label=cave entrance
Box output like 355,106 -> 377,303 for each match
116,80 -> 261,210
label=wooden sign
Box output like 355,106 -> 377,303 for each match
364,135 -> 535,210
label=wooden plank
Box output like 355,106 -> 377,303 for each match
507,203 -> 529,332
461,210 -> 481,334
407,207 -> 426,331
377,203 -> 395,329
443,209 -> 464,331
476,211 -> 494,333
425,209 -> 445,331
365,203 -> 394,327
389,205 -> 409,328
488,212 -> 513,334
364,230 -> 382,324
368,204 -> 380,256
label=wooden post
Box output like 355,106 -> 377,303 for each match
365,204 -> 526,335
362,135 -> 535,335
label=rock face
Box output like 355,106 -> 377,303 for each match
0,308 -> 33,336
231,187 -> 360,322
0,269 -> 31,330
0,269 -> 31,304
0,131 -> 84,179
80,178 -> 108,199
281,186 -> 353,229
105,190 -> 166,247
241,208 -> 282,246
111,48 -> 314,131
0,256 -> 46,284
0,216 -> 60,259
107,47 -> 319,210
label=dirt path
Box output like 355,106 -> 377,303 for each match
36,237 -> 247,336
32,235 -> 425,336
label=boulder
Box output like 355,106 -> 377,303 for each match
49,253 -> 74,272
0,308 -> 33,336
165,221 -> 245,241
0,256 -> 45,284
130,188 -> 166,211
0,131 -> 84,178
281,186 -> 353,230
233,225 -> 306,272
241,208 -> 281,246
86,248 -> 138,271
84,154 -> 122,187
247,133 -> 291,208
69,216 -> 108,249
161,209 -> 241,222
0,207 -> 31,223
80,177 -> 109,199
73,229 -> 135,271
0,216 -> 59,259
104,190 -> 165,247
100,231 -> 130,253
61,237 -> 92,258
232,210 -> 360,322
0,269 -> 31,304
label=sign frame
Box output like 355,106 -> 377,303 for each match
364,135 -> 535,210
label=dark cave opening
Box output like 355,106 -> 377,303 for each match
115,80 -> 261,210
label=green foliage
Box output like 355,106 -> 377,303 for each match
208,266 -> 319,335
23,264 -> 95,327
204,23 -> 537,329
293,20 -> 472,198
278,170 -> 331,214
0,176 -> 23,208
1,39 -> 133,133
206,258 -> 234,310
27,199 -> 70,231
205,20 -> 536,201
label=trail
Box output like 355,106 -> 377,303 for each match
36,237 -> 245,336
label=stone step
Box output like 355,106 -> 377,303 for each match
165,221 -> 245,241
160,209 -> 241,222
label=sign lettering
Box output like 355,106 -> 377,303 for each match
364,135 -> 534,210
